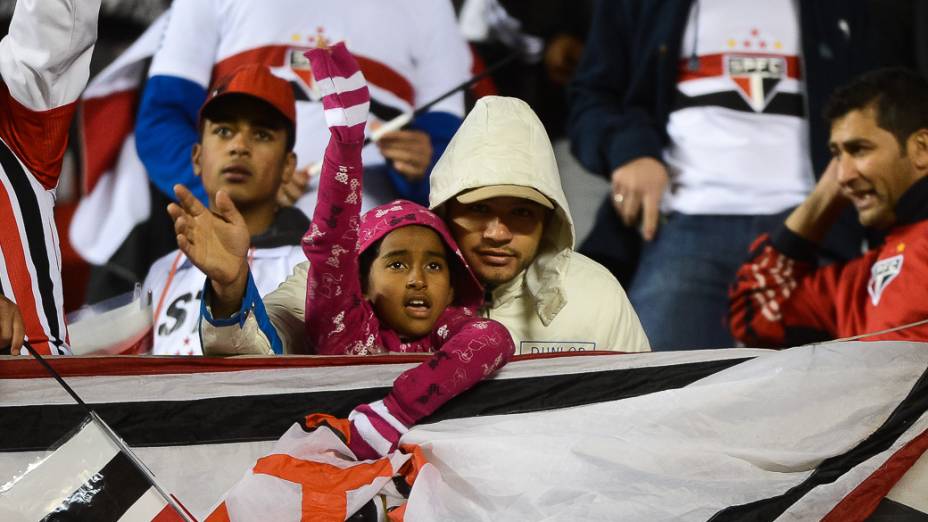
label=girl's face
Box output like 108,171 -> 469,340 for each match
364,225 -> 454,339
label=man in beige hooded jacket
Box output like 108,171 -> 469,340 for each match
193,96 -> 649,354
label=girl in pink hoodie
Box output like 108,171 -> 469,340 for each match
301,43 -> 514,460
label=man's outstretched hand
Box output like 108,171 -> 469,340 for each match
167,184 -> 251,317
0,295 -> 25,355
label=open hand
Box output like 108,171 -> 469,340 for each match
376,129 -> 433,181
610,157 -> 669,241
167,184 -> 250,287
277,165 -> 312,207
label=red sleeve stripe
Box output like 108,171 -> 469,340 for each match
0,81 -> 76,191
0,138 -> 67,354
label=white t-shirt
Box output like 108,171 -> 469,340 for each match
143,246 -> 305,355
662,0 -> 815,215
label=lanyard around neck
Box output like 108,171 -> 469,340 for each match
153,248 -> 255,321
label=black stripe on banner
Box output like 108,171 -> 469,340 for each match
41,451 -> 151,522
0,139 -> 63,350
867,498 -> 928,521
0,358 -> 749,451
674,90 -> 804,117
709,366 -> 928,521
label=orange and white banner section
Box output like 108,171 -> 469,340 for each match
205,423 -> 421,521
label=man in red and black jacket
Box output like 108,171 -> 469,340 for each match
730,68 -> 928,347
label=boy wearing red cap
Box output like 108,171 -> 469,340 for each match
145,65 -> 308,355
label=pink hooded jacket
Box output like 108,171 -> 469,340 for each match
298,42 -> 513,457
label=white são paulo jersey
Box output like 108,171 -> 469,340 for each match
148,0 -> 471,214
143,246 -> 306,356
662,0 -> 815,215
142,208 -> 308,355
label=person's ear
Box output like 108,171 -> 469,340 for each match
908,129 -> 928,170
192,143 -> 203,178
282,151 -> 297,184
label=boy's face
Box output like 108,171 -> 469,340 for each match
192,96 -> 295,209
365,225 -> 454,339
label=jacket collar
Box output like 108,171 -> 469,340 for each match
485,250 -> 570,325
893,176 -> 928,226
488,268 -> 526,310
252,207 -> 309,248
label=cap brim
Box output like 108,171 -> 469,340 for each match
455,185 -> 554,209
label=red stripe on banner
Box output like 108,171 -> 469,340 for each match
252,452 -> 395,520
677,53 -> 800,83
0,351 -> 626,379
822,427 -> 928,521
205,502 -> 231,522
387,502 -> 407,522
212,45 -> 415,107
80,89 -> 139,194
0,182 -> 52,354
468,44 -> 498,100
151,502 -> 187,522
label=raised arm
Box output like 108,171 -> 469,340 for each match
301,43 -> 373,354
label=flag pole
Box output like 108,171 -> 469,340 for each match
306,50 -> 520,176
22,343 -> 196,522
365,50 -> 520,145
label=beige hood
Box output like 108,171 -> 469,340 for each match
429,96 -> 575,325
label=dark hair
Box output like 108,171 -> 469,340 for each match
823,67 -> 928,150
358,237 -> 383,295
199,94 -> 295,151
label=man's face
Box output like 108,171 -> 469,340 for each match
192,97 -> 295,210
447,196 -> 547,287
364,226 -> 454,339
830,107 -> 922,229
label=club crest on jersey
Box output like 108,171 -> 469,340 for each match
867,254 -> 903,306
288,48 -> 322,101
726,55 -> 786,112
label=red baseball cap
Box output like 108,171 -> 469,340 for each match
199,64 -> 296,148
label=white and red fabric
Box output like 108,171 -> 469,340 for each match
0,0 -> 101,354
69,13 -> 168,266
